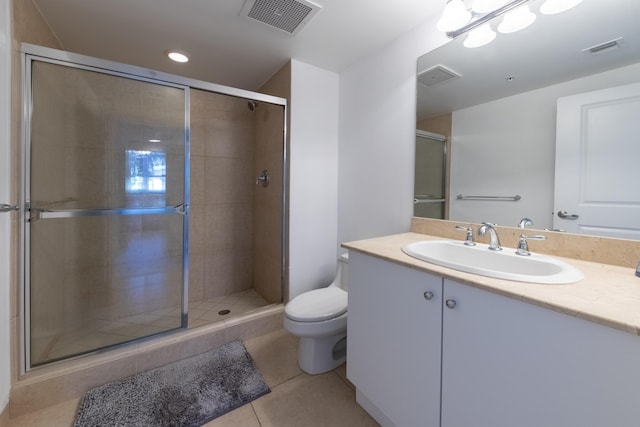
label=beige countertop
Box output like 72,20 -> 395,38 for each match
343,232 -> 640,336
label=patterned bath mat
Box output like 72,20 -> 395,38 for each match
74,340 -> 270,426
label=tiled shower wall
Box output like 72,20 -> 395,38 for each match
189,90 -> 255,301
189,90 -> 283,304
254,63 -> 290,304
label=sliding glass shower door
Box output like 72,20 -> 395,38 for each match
25,58 -> 189,367
414,130 -> 447,219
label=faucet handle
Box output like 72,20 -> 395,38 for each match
454,225 -> 476,246
516,234 -> 546,256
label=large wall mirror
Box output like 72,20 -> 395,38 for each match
416,0 -> 640,240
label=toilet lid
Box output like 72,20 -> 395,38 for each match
285,287 -> 347,322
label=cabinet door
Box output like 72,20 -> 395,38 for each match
347,251 -> 442,427
442,279 -> 640,427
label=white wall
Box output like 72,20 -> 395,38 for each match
288,59 -> 340,299
338,15 -> 447,248
449,62 -> 640,229
0,0 -> 12,415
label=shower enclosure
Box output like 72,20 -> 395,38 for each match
413,130 -> 447,219
21,45 -> 287,370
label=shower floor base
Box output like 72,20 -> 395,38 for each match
38,289 -> 270,364
187,289 -> 271,328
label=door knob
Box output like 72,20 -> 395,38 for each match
423,291 -> 434,301
445,299 -> 457,309
557,210 -> 579,220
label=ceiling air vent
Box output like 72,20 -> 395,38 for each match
417,65 -> 461,88
582,37 -> 623,55
240,0 -> 322,36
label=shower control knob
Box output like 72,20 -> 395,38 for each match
256,169 -> 270,187
445,299 -> 457,309
423,291 -> 434,301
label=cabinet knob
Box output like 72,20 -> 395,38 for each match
445,299 -> 457,309
423,291 -> 434,301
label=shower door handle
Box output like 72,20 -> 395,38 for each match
29,203 -> 189,221
0,203 -> 19,213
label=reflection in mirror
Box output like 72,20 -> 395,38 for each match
415,0 -> 640,239
414,130 -> 447,220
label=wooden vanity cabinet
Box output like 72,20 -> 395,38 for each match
348,251 -> 640,427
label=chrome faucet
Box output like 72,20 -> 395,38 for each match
518,217 -> 533,228
478,222 -> 502,251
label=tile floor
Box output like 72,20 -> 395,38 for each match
41,289 -> 270,363
8,329 -> 380,427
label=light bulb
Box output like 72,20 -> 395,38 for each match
498,5 -> 536,33
540,0 -> 583,15
437,0 -> 472,32
471,0 -> 509,14
464,23 -> 497,48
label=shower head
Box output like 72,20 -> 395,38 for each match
248,100 -> 258,111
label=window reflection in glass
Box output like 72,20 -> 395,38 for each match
126,150 -> 166,194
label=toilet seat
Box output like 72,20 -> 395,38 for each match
285,287 -> 347,322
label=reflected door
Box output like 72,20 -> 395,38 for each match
26,59 -> 189,367
414,130 -> 447,219
554,82 -> 640,239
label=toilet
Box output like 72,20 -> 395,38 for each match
284,253 -> 349,375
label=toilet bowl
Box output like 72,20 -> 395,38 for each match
284,253 -> 349,375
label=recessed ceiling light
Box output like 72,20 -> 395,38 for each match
167,50 -> 189,63
148,139 -> 161,143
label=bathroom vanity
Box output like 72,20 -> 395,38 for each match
344,233 -> 640,427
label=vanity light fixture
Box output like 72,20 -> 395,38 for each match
498,4 -> 536,33
540,0 -> 583,15
438,0 -> 582,48
471,0 -> 509,14
464,23 -> 496,48
166,50 -> 189,63
437,0 -> 472,32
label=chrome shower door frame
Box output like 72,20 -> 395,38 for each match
20,43 -> 289,373
21,45 -> 191,371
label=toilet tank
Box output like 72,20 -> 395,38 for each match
334,253 -> 349,291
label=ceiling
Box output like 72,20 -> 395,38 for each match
32,0 -> 444,91
416,0 -> 640,119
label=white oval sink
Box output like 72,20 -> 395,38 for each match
402,240 -> 583,284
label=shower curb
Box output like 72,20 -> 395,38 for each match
9,305 -> 284,419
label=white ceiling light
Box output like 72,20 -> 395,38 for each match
472,0 -> 509,14
437,0 -> 472,32
540,0 -> 583,15
464,23 -> 497,48
167,50 -> 189,63
498,5 -> 536,33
